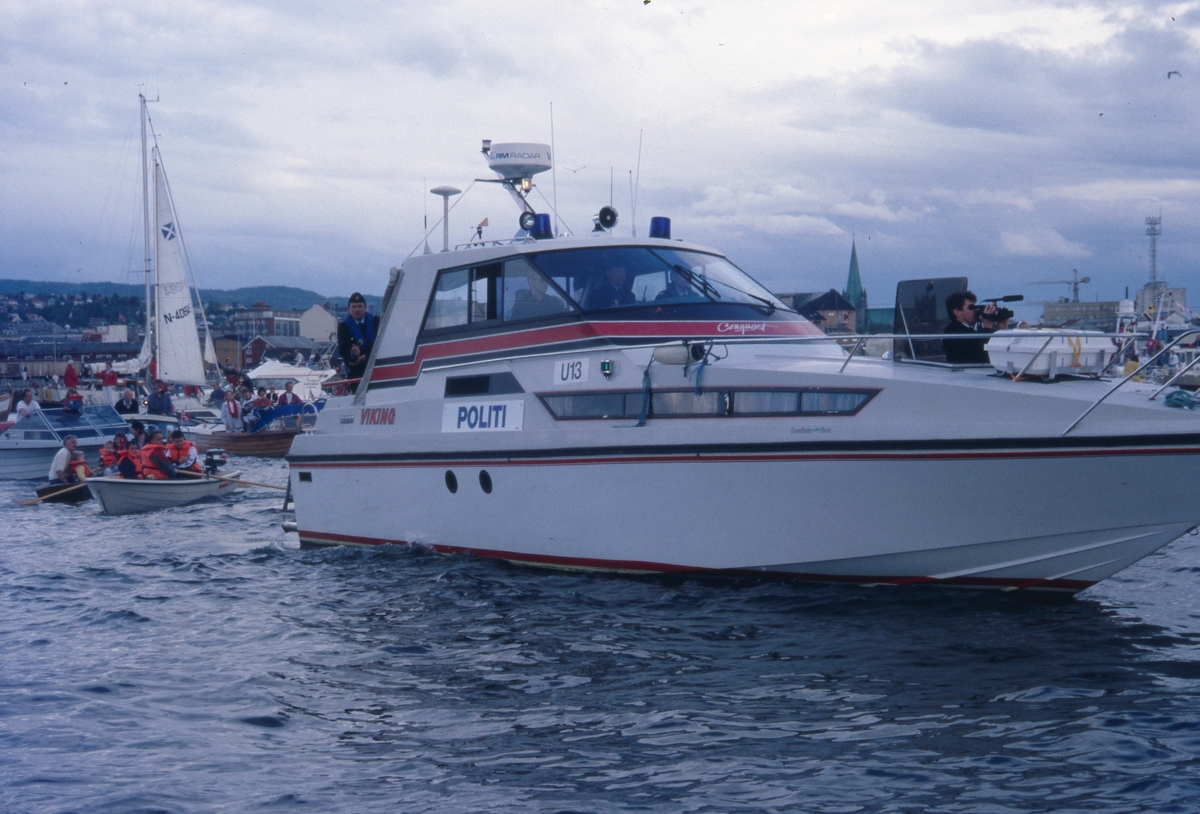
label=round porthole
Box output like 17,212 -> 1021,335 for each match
479,470 -> 493,494
445,470 -> 458,493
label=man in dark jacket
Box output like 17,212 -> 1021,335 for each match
943,290 -> 1007,364
114,388 -> 140,415
337,292 -> 380,380
146,380 -> 175,416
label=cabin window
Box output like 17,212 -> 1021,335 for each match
425,269 -> 470,330
423,263 -> 503,332
540,392 -> 626,419
538,387 -> 878,420
651,390 -> 727,416
502,258 -> 572,321
732,391 -> 800,414
800,391 -> 871,415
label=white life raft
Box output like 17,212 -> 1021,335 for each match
984,330 -> 1115,379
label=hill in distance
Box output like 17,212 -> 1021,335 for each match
0,279 -> 382,311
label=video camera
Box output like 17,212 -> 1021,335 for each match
971,294 -> 1023,324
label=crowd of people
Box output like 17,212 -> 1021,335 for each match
48,423 -> 202,486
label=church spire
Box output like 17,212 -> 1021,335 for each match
843,238 -> 864,307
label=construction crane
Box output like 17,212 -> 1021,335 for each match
1029,268 -> 1091,303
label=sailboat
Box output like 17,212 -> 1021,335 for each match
111,94 -> 216,389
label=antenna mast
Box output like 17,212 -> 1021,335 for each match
139,93 -> 157,372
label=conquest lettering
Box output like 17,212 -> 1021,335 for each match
717,322 -> 768,334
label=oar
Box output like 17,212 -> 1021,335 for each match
19,481 -> 90,506
177,470 -> 289,491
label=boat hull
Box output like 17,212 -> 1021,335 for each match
0,440 -> 105,481
87,471 -> 242,515
194,430 -> 297,458
289,445 -> 1200,593
36,481 -> 94,504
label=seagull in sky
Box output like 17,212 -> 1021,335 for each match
1168,71 -> 1182,79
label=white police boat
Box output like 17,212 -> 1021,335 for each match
285,142 -> 1200,594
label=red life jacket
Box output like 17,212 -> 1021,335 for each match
71,462 -> 92,480
140,444 -> 171,480
99,448 -> 117,468
116,448 -> 143,479
167,441 -> 202,472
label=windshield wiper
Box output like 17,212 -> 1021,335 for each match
672,264 -> 778,315
671,264 -> 721,301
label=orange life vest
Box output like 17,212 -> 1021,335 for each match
167,441 -> 202,472
140,443 -> 171,480
71,462 -> 92,480
99,448 -> 117,469
116,448 -> 143,479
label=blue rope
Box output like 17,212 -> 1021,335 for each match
693,359 -> 707,395
637,363 -> 652,427
1165,389 -> 1200,410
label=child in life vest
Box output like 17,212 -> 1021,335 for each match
68,450 -> 92,483
99,440 -> 118,475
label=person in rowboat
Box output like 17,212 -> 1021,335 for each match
167,430 -> 202,473
48,435 -> 79,484
139,430 -> 178,480
68,450 -> 92,482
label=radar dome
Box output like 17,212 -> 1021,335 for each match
484,142 -> 552,181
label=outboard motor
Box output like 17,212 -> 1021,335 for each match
204,448 -> 227,476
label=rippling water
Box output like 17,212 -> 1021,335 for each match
3,457 -> 1200,812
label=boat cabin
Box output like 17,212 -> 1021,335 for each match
3,405 -> 129,443
365,238 -> 830,394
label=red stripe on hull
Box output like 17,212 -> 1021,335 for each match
294,445 -> 1200,469
370,319 -> 820,385
296,529 -> 1093,593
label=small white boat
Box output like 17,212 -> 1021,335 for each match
88,470 -> 242,515
0,405 -> 131,480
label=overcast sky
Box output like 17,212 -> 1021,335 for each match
3,0 -> 1199,310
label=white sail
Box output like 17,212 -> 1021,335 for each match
153,159 -> 206,385
110,336 -> 152,375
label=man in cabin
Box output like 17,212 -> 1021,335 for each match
100,361 -> 119,404
942,290 -> 1008,365
509,273 -> 568,320
146,380 -> 175,416
48,435 -> 79,484
337,292 -> 380,380
584,264 -> 636,310
114,387 -> 140,415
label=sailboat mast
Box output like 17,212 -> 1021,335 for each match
139,94 -> 154,375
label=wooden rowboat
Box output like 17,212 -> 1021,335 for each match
35,481 -> 94,504
193,429 -> 297,458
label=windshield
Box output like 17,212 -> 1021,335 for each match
529,247 -> 791,316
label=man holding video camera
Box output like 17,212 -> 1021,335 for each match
943,290 -> 1010,364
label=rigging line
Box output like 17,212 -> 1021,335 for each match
532,187 -> 574,236
550,102 -> 559,237
405,180 -> 479,259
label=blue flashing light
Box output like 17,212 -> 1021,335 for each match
649,216 -> 671,239
532,213 -> 553,239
